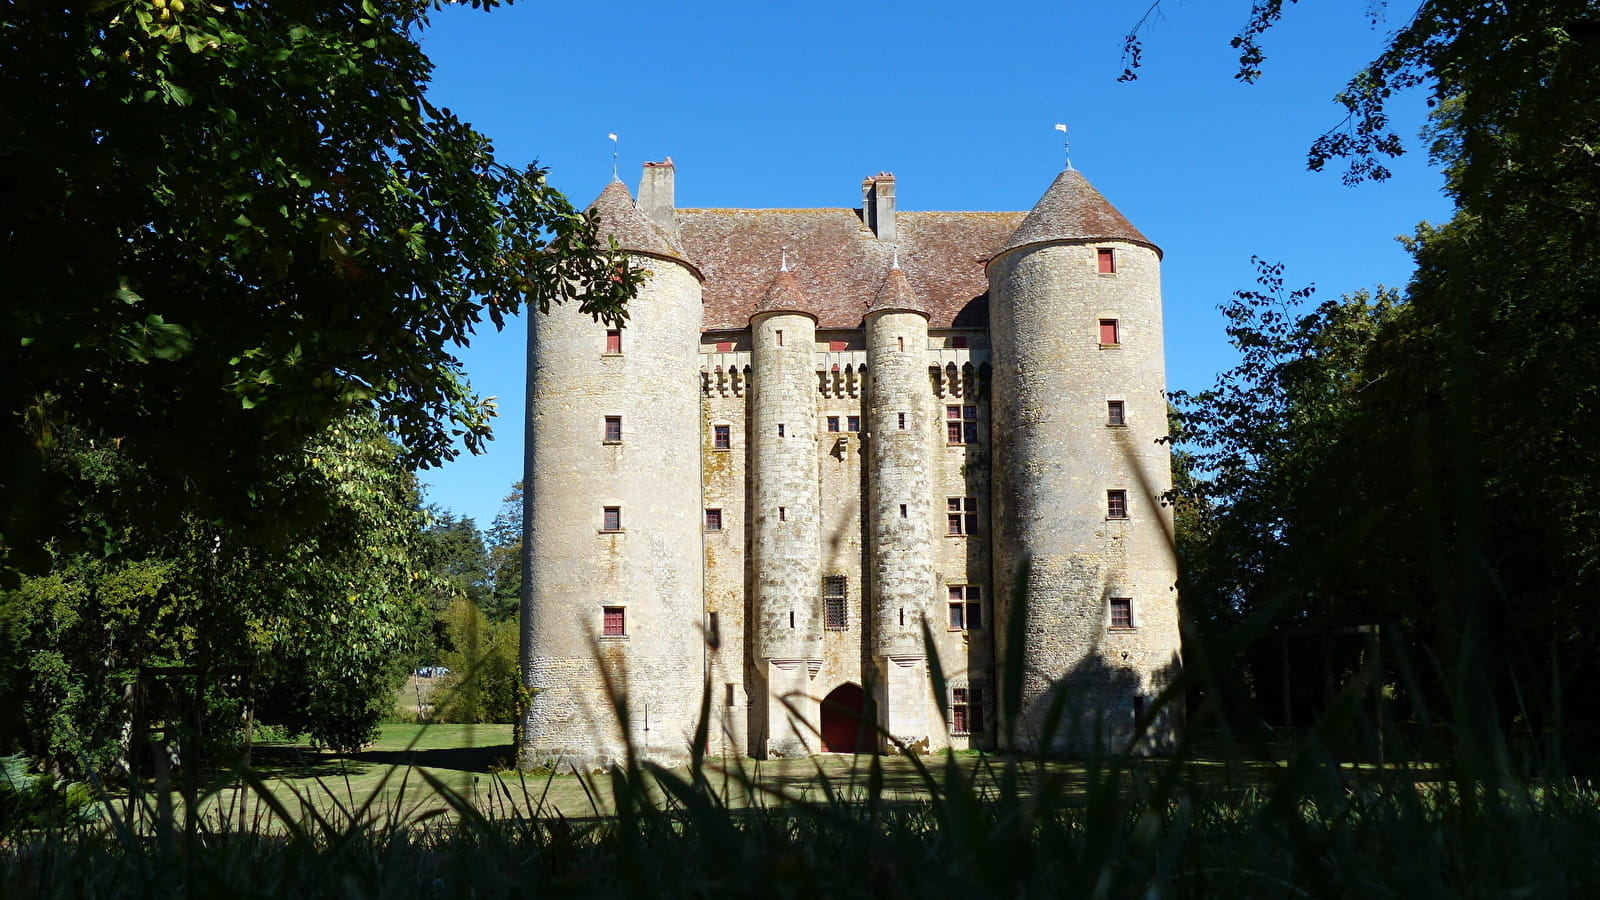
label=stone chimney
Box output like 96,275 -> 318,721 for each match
861,172 -> 896,241
638,158 -> 679,240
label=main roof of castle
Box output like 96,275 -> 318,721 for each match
588,169 -> 1154,330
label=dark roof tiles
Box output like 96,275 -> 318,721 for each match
586,180 -> 700,275
867,265 -> 929,316
753,268 -> 815,317
994,169 -> 1159,261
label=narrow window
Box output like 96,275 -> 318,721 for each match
713,424 -> 731,450
779,506 -> 787,522
726,683 -> 736,707
1110,597 -> 1134,629
705,508 -> 722,531
829,339 -> 848,351
948,585 -> 983,630
898,412 -> 907,430
715,340 -> 734,352
827,416 -> 840,433
602,506 -> 622,532
1107,490 -> 1128,519
1106,400 -> 1126,426
899,608 -> 905,627
1099,319 -> 1120,346
602,606 -> 626,637
947,497 -> 978,535
775,329 -> 784,347
1097,247 -> 1116,274
605,329 -> 622,354
897,336 -> 905,352
708,611 -> 720,645
789,610 -> 795,628
951,335 -> 969,349
847,415 -> 860,432
951,686 -> 984,735
900,503 -> 908,519
823,576 -> 848,631
604,415 -> 622,443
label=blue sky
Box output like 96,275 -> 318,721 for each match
415,0 -> 1452,528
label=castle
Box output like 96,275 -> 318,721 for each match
520,160 -> 1181,768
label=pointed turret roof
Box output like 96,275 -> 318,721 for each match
753,267 -> 817,318
993,169 -> 1160,262
867,263 -> 929,317
587,179 -> 702,278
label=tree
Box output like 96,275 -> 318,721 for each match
483,482 -> 523,622
0,1 -> 642,581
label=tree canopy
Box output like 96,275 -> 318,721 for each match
0,1 -> 641,580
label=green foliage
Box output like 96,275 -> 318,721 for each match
0,1 -> 642,581
0,753 -> 101,830
483,482 -> 524,623
432,596 -> 520,724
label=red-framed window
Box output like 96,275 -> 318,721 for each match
1107,490 -> 1128,519
602,606 -> 626,637
713,424 -> 730,450
605,329 -> 622,354
705,508 -> 723,531
946,405 -> 978,444
1099,319 -> 1120,345
948,585 -> 983,631
1110,597 -> 1133,629
604,415 -> 622,442
1097,247 -> 1116,274
947,497 -> 978,535
602,506 -> 622,532
898,412 -> 907,430
827,416 -> 840,433
823,576 -> 848,631
1107,400 -> 1126,426
847,415 -> 860,433
951,686 -> 984,735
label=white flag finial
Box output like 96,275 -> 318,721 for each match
608,132 -> 619,179
1054,123 -> 1072,170
780,246 -> 789,272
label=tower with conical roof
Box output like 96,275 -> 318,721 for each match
520,176 -> 706,770
987,168 -> 1182,753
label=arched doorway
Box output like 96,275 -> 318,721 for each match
820,683 -> 869,753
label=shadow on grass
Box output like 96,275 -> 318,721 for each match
248,743 -> 516,779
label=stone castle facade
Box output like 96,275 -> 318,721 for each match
520,160 -> 1181,768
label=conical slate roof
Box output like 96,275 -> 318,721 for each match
867,264 -> 929,316
587,179 -> 701,276
994,169 -> 1160,261
753,268 -> 817,318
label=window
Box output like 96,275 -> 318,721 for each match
715,340 -> 734,352
951,686 -> 984,735
726,683 -> 736,707
847,415 -> 860,432
1099,319 -> 1120,346
602,506 -> 622,532
602,606 -> 626,637
827,416 -> 840,433
708,612 -> 720,645
705,508 -> 722,531
1106,490 -> 1128,519
898,412 -> 907,430
777,424 -> 785,437
604,415 -> 622,443
829,339 -> 849,351
779,506 -> 787,522
823,576 -> 848,631
1097,247 -> 1116,274
900,503 -> 908,519
1110,597 -> 1134,629
951,335 -> 969,349
605,329 -> 622,354
947,497 -> 978,535
946,405 -> 978,444
713,424 -> 731,450
897,336 -> 905,352
1106,400 -> 1126,426
775,329 -> 784,347
948,585 -> 983,631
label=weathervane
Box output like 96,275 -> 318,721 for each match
780,245 -> 789,272
891,244 -> 901,270
1055,123 -> 1072,170
608,132 -> 619,179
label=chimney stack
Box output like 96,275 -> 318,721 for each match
638,158 -> 679,240
861,172 -> 896,241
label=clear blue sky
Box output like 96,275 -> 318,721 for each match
415,0 -> 1451,529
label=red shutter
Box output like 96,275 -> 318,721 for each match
1099,319 -> 1119,345
1098,248 -> 1116,274
605,330 -> 622,353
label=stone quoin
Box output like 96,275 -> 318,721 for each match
521,159 -> 1182,769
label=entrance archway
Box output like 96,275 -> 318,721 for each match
820,682 -> 869,753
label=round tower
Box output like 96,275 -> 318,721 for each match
986,168 -> 1181,753
747,267 -> 823,757
864,264 -> 938,747
521,177 -> 705,770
